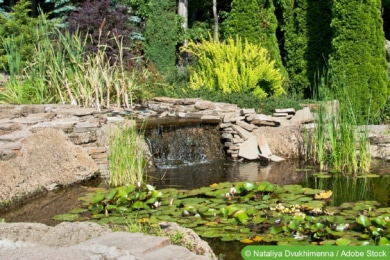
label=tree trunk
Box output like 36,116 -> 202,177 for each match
213,0 -> 218,42
178,0 -> 188,46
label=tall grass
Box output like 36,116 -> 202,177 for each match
305,72 -> 371,174
0,13 -> 150,109
108,123 -> 147,187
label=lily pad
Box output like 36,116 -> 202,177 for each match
53,213 -> 80,221
336,238 -> 351,246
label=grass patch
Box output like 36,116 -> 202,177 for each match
108,122 -> 147,187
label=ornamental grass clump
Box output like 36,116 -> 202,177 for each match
305,73 -> 371,174
182,35 -> 285,100
108,123 -> 147,187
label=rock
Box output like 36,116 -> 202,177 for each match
274,108 -> 296,114
231,124 -> 252,140
159,222 -> 217,259
0,128 -> 99,204
253,130 -> 272,157
0,222 -> 210,260
236,120 -> 255,132
238,135 -> 259,160
195,100 -> 216,110
290,107 -> 314,124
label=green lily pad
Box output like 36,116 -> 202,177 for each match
53,213 -> 80,221
69,208 -> 88,214
336,238 -> 351,246
91,193 -> 105,204
356,215 -> 372,227
283,185 -> 304,194
233,210 -> 248,225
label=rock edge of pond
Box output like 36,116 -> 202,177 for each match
0,221 -> 216,260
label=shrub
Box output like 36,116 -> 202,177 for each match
66,0 -> 142,67
0,0 -> 39,72
329,0 -> 389,124
182,35 -> 285,100
223,0 -> 288,83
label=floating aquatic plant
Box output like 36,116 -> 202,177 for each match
54,181 -> 390,246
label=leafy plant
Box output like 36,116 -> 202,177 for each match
182,35 -> 285,100
66,0 -> 143,67
223,0 -> 288,82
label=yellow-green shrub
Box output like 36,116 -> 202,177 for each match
182,36 -> 285,99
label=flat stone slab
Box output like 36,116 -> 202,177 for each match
238,135 -> 258,160
254,130 -> 272,157
231,124 -> 252,140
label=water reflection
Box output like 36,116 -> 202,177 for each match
148,159 -> 390,207
148,160 -> 311,190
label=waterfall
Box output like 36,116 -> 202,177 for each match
144,120 -> 225,169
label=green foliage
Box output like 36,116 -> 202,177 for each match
142,0 -> 183,74
276,0 -> 332,97
224,0 -> 288,82
0,0 -> 39,72
257,94 -> 313,115
183,35 -> 285,100
329,0 -> 389,124
56,180 -> 390,245
44,0 -> 76,16
0,13 -> 152,107
306,73 -> 371,174
109,123 -> 147,187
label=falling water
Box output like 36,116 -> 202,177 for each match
144,120 -> 225,168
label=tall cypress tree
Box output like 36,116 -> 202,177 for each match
329,0 -> 389,123
276,0 -> 332,97
143,0 -> 183,74
224,0 -> 288,83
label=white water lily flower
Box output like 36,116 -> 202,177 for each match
293,232 -> 308,240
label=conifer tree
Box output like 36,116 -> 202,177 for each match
329,0 -> 389,123
143,0 -> 183,74
276,0 -> 332,97
224,0 -> 287,83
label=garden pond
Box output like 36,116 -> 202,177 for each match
1,159 -> 390,260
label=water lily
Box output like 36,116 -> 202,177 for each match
230,186 -> 236,195
225,193 -> 232,200
153,201 -> 161,208
293,232 -> 308,240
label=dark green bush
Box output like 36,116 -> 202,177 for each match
0,0 -> 39,73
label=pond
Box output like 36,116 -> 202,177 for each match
1,159 -> 389,260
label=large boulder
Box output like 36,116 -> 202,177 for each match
0,128 -> 99,206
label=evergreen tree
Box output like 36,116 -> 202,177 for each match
329,0 -> 389,123
224,0 -> 288,83
276,0 -> 332,97
0,0 -> 39,73
143,0 -> 183,74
